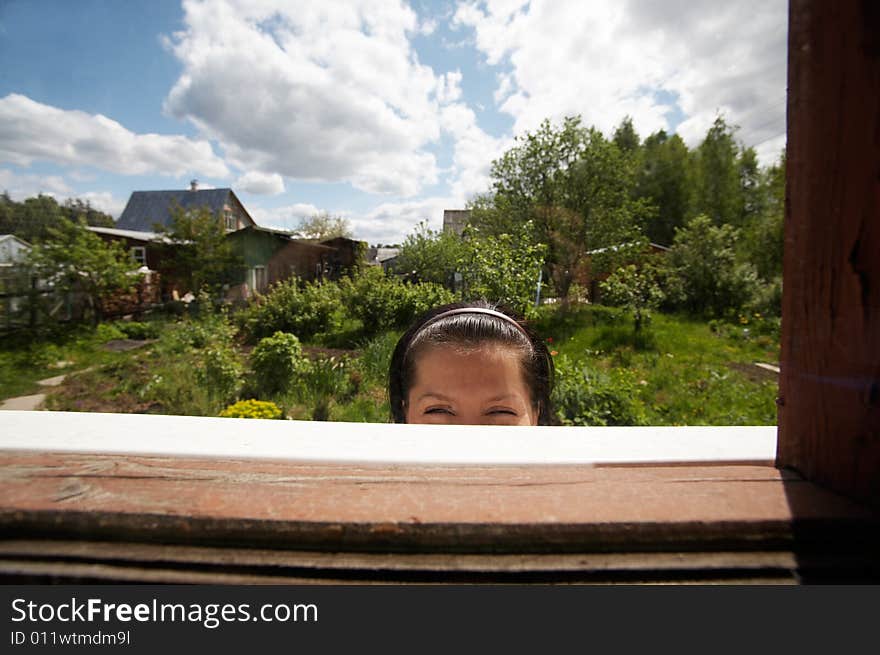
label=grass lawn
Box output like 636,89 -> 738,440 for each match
25,304 -> 778,426
0,324 -> 153,400
533,305 -> 779,425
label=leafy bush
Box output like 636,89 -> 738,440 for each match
396,221 -> 466,285
195,343 -> 243,405
220,399 -> 283,419
329,395 -> 390,423
302,356 -> 357,421
599,263 -> 664,332
159,312 -> 237,355
239,277 -> 345,343
458,222 -> 547,317
147,311 -> 242,412
250,331 -> 308,396
95,322 -> 126,342
113,320 -> 161,340
747,276 -> 783,318
552,355 -> 647,426
665,214 -> 760,317
356,331 -> 400,387
340,267 -> 454,338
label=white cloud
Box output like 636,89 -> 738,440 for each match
0,93 -> 230,178
418,17 -> 438,36
435,70 -> 464,104
162,0 -> 471,197
455,0 -> 787,162
236,170 -> 285,195
78,191 -> 128,218
0,168 -> 72,199
0,169 -> 127,217
353,195 -> 459,245
249,202 -> 324,231
440,102 -> 511,201
251,195 -> 466,245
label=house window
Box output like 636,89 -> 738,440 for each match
253,265 -> 267,293
131,246 -> 146,266
225,210 -> 237,231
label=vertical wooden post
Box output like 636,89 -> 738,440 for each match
778,0 -> 880,506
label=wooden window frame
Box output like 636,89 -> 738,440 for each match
130,246 -> 146,267
0,0 -> 877,583
225,210 -> 237,231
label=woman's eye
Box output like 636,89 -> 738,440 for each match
487,408 -> 517,416
424,407 -> 453,415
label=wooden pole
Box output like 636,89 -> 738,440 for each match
777,0 -> 880,506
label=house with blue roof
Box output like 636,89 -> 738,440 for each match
104,182 -> 367,301
116,181 -> 255,233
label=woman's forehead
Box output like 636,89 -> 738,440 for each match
409,344 -> 529,393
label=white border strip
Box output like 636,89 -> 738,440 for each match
0,411 -> 777,465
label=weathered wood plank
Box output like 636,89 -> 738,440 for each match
779,0 -> 880,506
0,539 -> 803,573
0,559 -> 800,585
1,451 -> 876,553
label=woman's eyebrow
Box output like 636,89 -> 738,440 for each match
485,394 -> 517,403
415,392 -> 454,402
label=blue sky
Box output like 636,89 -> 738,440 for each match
0,0 -> 787,245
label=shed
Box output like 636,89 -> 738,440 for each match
86,226 -> 166,271
0,234 -> 31,267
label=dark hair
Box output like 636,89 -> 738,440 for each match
388,300 -> 554,424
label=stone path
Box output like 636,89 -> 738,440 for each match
0,367 -> 95,411
0,393 -> 47,411
0,342 -> 151,412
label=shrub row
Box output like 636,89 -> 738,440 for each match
237,267 -> 454,345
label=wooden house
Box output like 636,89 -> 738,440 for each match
87,226 -> 166,271
0,234 -> 31,268
225,225 -> 336,299
315,236 -> 368,278
366,246 -> 400,274
116,182 -> 255,233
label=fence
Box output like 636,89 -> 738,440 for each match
0,267 -> 162,334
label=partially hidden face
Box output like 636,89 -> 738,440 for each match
404,344 -> 538,426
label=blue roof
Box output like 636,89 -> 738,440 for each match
116,188 -> 245,231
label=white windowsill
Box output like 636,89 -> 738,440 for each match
0,410 -> 776,466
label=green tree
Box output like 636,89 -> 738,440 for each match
693,116 -> 742,227
635,131 -> 693,246
481,116 -> 646,304
458,222 -> 547,316
2,194 -> 66,242
295,212 -> 353,240
737,146 -> 763,226
27,219 -> 139,324
666,214 -> 758,317
60,198 -> 115,228
742,151 -> 785,282
155,205 -> 244,295
0,194 -> 115,242
612,115 -> 641,156
396,221 -> 466,286
599,263 -> 665,332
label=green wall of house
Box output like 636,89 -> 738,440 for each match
227,230 -> 283,283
